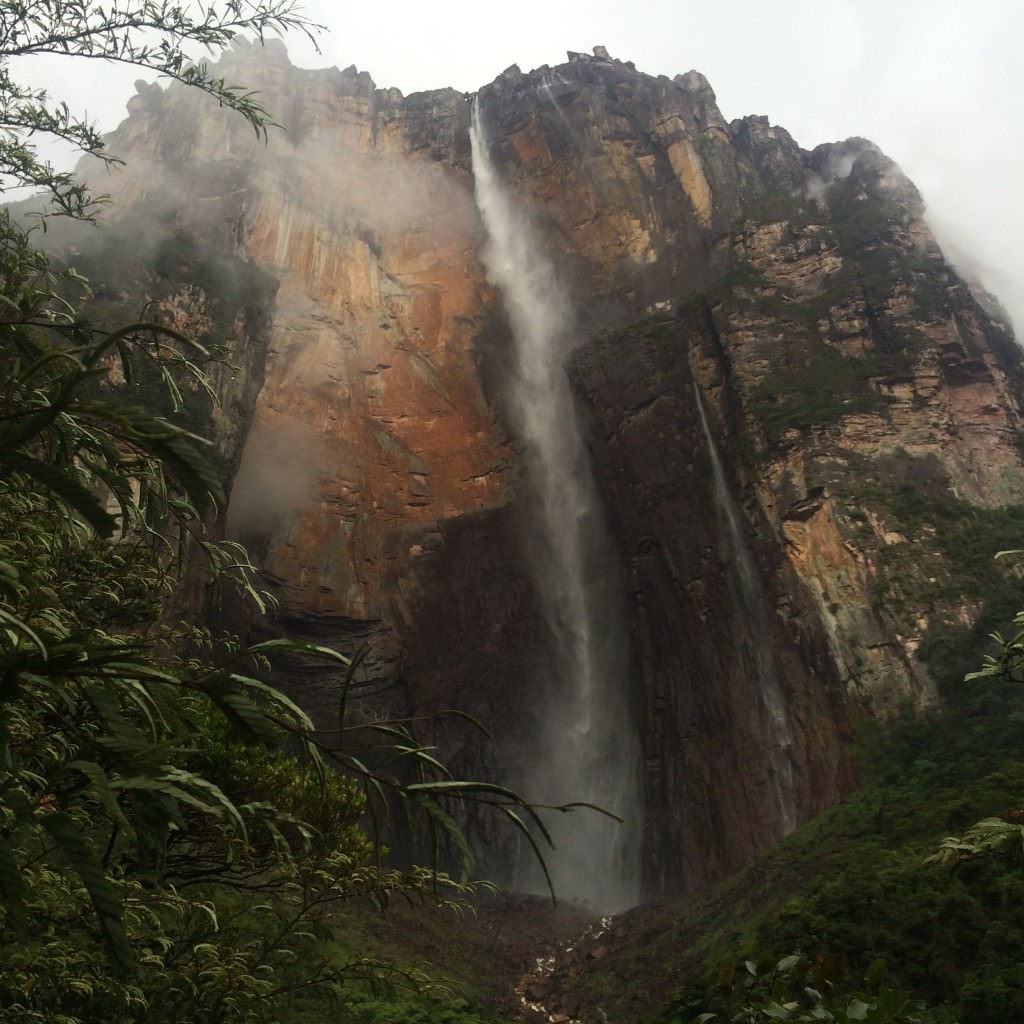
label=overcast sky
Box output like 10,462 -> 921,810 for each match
13,0 -> 1024,329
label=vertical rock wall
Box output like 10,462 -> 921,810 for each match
60,41 -> 1024,900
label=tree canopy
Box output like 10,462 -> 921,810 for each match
0,4 -> 554,1021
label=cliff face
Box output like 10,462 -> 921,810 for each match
65,40 -> 1024,899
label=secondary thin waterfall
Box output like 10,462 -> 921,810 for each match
694,383 -> 797,835
470,100 -> 642,911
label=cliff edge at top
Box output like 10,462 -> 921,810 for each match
44,40 -> 1024,901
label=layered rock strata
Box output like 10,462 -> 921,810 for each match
59,40 -> 1024,899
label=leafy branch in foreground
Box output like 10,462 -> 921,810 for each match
0,10 -> 555,1015
683,954 -> 926,1024
0,210 -> 551,1022
0,0 -> 324,217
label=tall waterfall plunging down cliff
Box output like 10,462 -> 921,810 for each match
54,40 -> 1024,902
693,385 -> 796,835
469,100 -> 642,911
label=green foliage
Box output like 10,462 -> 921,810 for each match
0,0 -> 323,217
827,188 -> 907,253
916,619 -> 1024,1024
742,699 -> 1024,1015
739,192 -> 816,231
870,489 -> 1024,591
859,481 -> 1024,689
683,954 -> 927,1023
0,222 -> 546,1016
749,339 -> 889,442
335,990 -> 512,1024
962,589 -> 1024,687
551,681 -> 1024,1024
0,39 -> 547,1020
825,186 -> 947,315
929,606 -> 1024,870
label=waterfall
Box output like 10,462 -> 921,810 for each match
469,100 -> 642,911
693,383 -> 797,835
538,72 -> 578,139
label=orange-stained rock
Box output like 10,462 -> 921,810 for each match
56,39 -> 1024,900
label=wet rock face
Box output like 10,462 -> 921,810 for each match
69,40 -> 1024,899
470,54 -> 740,321
570,316 -> 856,894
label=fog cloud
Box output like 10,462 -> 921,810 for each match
10,1 -> 1020,331
226,418 -> 321,552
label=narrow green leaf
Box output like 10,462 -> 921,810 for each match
41,811 -> 133,974
0,605 -> 47,659
866,958 -> 887,990
502,806 -> 555,901
0,831 -> 27,930
0,451 -> 117,538
68,760 -> 133,834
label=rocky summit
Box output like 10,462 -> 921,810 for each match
60,40 -> 1024,902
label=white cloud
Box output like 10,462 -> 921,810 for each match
8,0 -> 1022,327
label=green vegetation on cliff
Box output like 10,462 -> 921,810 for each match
862,481 -> 1024,690
535,679 -> 1024,1024
749,339 -> 889,442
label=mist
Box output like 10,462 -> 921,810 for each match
8,1 -> 1019,333
226,418 -> 322,553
